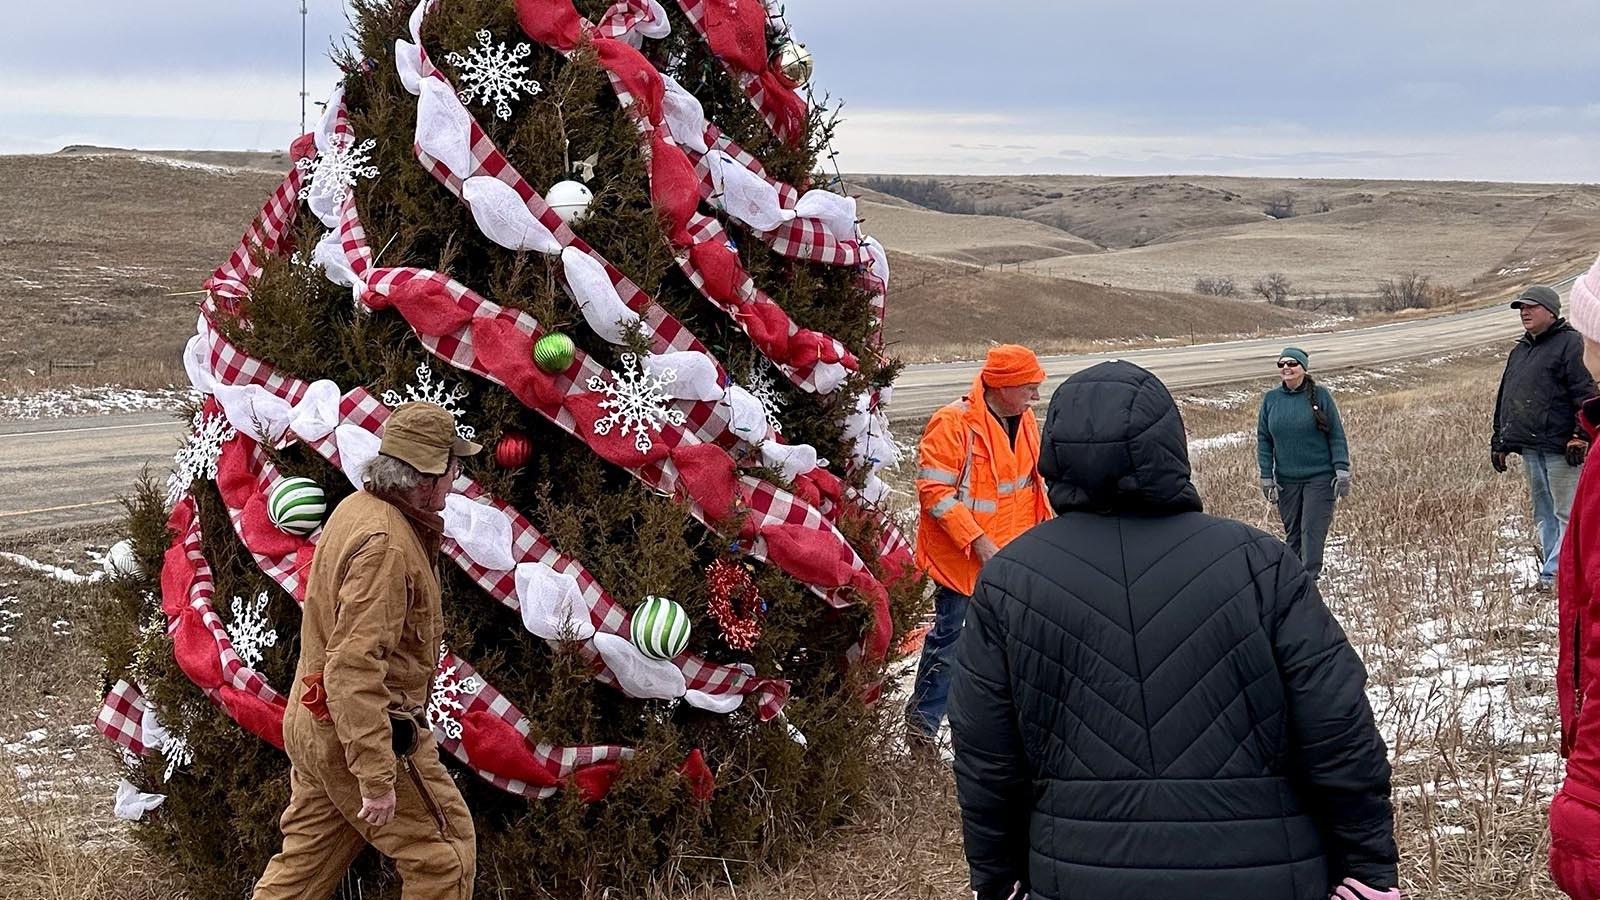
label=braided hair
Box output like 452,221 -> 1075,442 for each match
1303,374 -> 1331,433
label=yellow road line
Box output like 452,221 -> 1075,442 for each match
0,499 -> 122,519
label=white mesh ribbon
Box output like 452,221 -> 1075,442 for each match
313,86 -> 345,155
114,779 -> 166,821
212,384 -> 292,444
592,632 -> 687,699
287,380 -> 342,443
313,229 -> 365,300
183,330 -> 217,395
760,441 -> 819,481
562,247 -> 640,344
863,473 -> 891,506
707,153 -> 795,233
395,38 -> 424,94
514,562 -> 595,641
794,190 -> 859,241
684,689 -> 743,713
645,351 -> 723,401
443,494 -> 516,572
463,176 -> 562,254
810,362 -> 850,394
660,74 -> 710,153
335,423 -> 383,487
725,385 -> 771,444
416,77 -> 475,177
863,236 -> 890,287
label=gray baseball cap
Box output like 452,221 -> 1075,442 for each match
1511,284 -> 1561,316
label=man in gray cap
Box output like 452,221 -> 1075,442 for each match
1492,285 -> 1596,591
252,401 -> 482,900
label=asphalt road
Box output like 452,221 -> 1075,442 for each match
0,412 -> 182,536
0,278 -> 1576,537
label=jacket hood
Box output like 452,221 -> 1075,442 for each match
1038,361 -> 1202,515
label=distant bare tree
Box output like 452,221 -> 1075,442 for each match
1193,276 -> 1237,296
1376,273 -> 1445,311
1253,273 -> 1294,305
1263,193 -> 1297,219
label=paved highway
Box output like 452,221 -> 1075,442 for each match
0,278 -> 1574,536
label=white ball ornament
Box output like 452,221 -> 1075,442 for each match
546,180 -> 594,225
104,539 -> 141,577
267,477 -> 327,536
629,595 -> 691,660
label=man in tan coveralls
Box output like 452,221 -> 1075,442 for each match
252,402 -> 481,900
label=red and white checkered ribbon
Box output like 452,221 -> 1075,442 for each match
411,1 -> 858,394
196,318 -> 787,719
97,680 -> 159,759
671,0 -> 808,146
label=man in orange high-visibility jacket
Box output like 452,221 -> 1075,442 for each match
907,344 -> 1051,747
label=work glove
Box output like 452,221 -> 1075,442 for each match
1333,470 -> 1351,499
1568,439 -> 1590,468
1491,451 -> 1508,474
1260,477 -> 1279,503
1331,877 -> 1400,900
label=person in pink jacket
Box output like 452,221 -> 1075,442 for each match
1552,254 -> 1600,899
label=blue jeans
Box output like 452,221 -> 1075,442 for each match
906,585 -> 969,738
1523,450 -> 1582,583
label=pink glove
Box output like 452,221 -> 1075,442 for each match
1333,877 -> 1399,900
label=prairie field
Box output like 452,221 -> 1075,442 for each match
0,350 -> 1569,899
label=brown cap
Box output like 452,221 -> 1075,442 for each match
379,402 -> 482,476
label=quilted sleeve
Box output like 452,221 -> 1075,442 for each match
949,572 -> 1031,897
1265,541 -> 1398,889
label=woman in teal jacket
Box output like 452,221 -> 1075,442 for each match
1257,347 -> 1351,580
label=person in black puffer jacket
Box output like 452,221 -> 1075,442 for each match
948,361 -> 1398,900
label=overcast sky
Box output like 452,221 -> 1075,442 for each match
5,1 -> 1597,181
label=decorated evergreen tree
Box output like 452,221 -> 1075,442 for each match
90,0 -> 920,896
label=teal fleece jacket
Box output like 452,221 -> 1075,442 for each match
1256,381 -> 1350,483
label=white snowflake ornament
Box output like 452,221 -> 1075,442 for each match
382,362 -> 476,441
226,591 -> 278,670
744,360 -> 785,436
296,134 -> 379,208
445,29 -> 541,121
160,732 -> 193,783
426,645 -> 483,742
587,353 -> 688,453
165,411 -> 236,508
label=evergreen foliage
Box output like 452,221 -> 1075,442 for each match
90,1 -> 924,897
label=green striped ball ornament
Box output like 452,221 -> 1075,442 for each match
630,595 -> 691,660
268,477 -> 326,535
533,332 -> 576,374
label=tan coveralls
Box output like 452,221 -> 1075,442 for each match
252,491 -> 475,899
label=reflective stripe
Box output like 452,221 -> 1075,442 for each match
996,479 -> 1017,496
929,496 -> 960,519
964,498 -> 997,514
916,467 -> 959,486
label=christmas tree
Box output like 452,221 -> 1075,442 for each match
90,0 -> 919,896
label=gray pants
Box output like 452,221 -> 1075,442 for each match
1277,479 -> 1337,580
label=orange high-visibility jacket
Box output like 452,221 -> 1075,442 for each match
915,371 -> 1050,595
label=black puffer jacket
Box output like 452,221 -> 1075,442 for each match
948,361 -> 1396,900
1492,319 -> 1594,455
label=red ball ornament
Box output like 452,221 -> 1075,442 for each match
495,432 -> 532,469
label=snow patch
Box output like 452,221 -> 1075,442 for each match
0,385 -> 196,421
0,552 -> 106,584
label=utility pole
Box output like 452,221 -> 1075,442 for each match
299,0 -> 309,134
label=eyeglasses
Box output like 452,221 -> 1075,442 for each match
1276,360 -> 1301,370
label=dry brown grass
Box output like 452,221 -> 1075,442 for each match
884,250 -> 1311,363
0,154 -> 284,390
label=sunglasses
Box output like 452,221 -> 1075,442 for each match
1276,360 -> 1302,370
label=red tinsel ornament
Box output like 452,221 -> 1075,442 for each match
706,558 -> 764,651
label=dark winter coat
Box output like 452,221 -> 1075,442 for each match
1492,319 -> 1595,455
947,361 -> 1397,900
